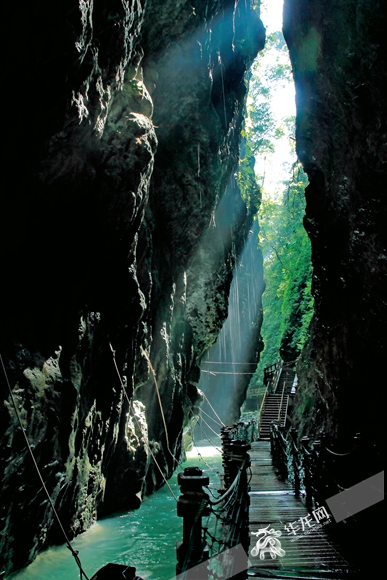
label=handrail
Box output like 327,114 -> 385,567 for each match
197,428 -> 251,568
257,386 -> 269,435
207,458 -> 246,505
269,426 -> 378,507
263,358 -> 282,389
272,361 -> 283,394
278,380 -> 287,423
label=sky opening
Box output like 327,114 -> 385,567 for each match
252,0 -> 296,200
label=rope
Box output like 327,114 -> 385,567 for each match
198,412 -> 222,439
192,416 -> 222,452
323,445 -> 351,457
189,430 -> 221,474
129,402 -> 179,502
109,344 -> 178,502
198,407 -> 223,427
200,391 -> 226,427
207,461 -> 245,506
184,395 -> 222,452
212,470 -> 247,554
140,347 -> 178,466
194,417 -> 222,453
0,354 -> 90,580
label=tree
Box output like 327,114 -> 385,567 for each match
239,29 -> 313,400
248,165 -> 313,394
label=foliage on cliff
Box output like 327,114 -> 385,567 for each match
248,165 -> 313,394
238,29 -> 313,396
283,0 -> 387,450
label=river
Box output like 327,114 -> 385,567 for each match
9,447 -> 222,580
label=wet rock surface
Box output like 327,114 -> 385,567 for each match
283,0 -> 387,448
0,1 -> 264,574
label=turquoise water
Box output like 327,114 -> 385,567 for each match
9,447 -> 222,580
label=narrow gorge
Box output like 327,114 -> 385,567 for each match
1,0 -> 386,577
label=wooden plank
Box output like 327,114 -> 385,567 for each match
248,441 -> 350,576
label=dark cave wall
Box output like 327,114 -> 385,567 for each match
283,0 -> 387,447
0,1 -> 265,574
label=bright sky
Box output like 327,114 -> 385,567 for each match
253,0 -> 297,201
260,0 -> 283,34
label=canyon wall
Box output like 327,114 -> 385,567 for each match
283,0 -> 386,453
0,1 -> 265,574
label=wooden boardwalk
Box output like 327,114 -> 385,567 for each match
247,441 -> 354,579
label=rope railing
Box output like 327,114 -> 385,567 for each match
176,421 -> 253,579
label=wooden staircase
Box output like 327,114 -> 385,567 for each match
258,360 -> 296,440
280,364 -> 297,395
258,394 -> 288,440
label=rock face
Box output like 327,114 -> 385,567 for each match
0,1 -> 264,574
283,1 -> 387,449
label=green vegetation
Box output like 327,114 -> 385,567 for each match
239,30 -> 314,399
258,164 -> 313,360
246,31 -> 293,157
247,166 -> 313,397
237,138 -> 261,212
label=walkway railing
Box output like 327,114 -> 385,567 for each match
263,359 -> 282,393
257,386 -> 268,433
176,420 -> 256,579
270,424 -> 382,508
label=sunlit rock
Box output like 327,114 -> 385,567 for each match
0,0 -> 265,574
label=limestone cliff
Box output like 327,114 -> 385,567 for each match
0,1 -> 265,574
283,0 -> 387,452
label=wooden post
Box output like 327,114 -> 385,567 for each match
222,440 -> 251,580
312,437 -> 322,504
291,427 -> 300,496
176,467 -> 209,579
221,426 -> 234,489
301,436 -> 313,507
227,440 -> 251,489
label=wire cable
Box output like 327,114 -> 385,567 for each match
109,344 -> 178,502
201,361 -> 257,365
0,354 -> 90,580
189,433 -> 221,474
199,391 -> 226,427
140,346 -> 179,466
192,416 -> 222,453
323,445 -> 351,457
207,462 -> 245,506
198,407 -> 223,427
197,411 -> 222,439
